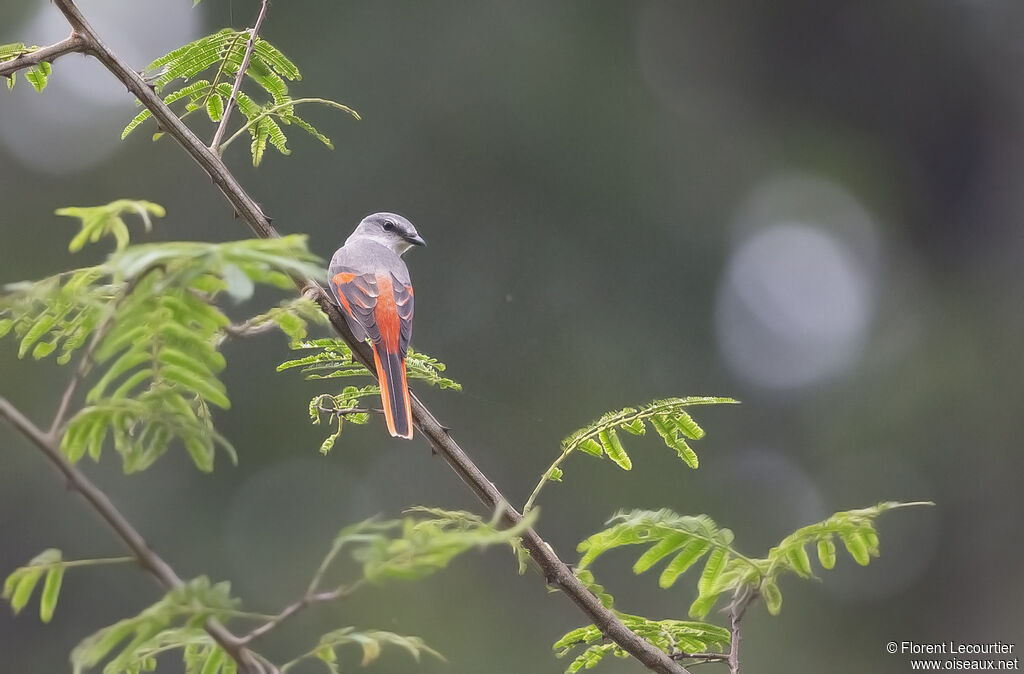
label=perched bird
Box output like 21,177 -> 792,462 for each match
328,213 -> 426,439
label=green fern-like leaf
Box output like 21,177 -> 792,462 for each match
576,509 -> 743,619
279,338 -> 460,450
764,501 -> 933,582
524,397 -> 735,514
575,502 -> 932,621
561,398 -> 735,471
123,29 -> 357,166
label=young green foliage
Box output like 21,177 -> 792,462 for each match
3,550 -> 134,625
554,502 -> 931,672
279,338 -> 461,451
60,236 -> 323,472
554,614 -> 730,674
322,507 -> 535,585
1,43 -> 53,91
282,628 -> 443,673
524,397 -> 737,513
0,267 -> 110,364
2,548 -> 63,623
578,502 -> 931,622
122,29 -> 359,165
57,200 -> 165,252
277,507 -> 529,672
70,577 -> 238,674
0,200 -> 326,473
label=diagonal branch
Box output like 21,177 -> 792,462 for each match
44,2 -> 691,672
0,395 -> 266,673
0,34 -> 86,79
727,587 -> 758,674
209,0 -> 270,152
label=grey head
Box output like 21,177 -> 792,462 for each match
346,212 -> 426,256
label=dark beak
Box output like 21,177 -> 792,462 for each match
406,233 -> 427,247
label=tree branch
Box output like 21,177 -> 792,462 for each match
0,34 -> 86,79
0,394 -> 266,673
210,0 -> 270,152
44,2 -> 691,672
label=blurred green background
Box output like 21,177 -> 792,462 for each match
2,1 -> 1022,672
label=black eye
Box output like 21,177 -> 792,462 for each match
383,221 -> 396,232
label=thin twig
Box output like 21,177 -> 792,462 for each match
317,404 -> 382,416
0,34 -> 85,79
240,585 -> 355,646
45,2 -> 692,671
0,394 -> 262,673
221,318 -> 280,339
9,556 -> 135,571
218,97 -> 360,151
209,0 -> 270,152
673,652 -> 730,662
727,587 -> 758,674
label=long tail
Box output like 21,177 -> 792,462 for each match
371,344 -> 413,439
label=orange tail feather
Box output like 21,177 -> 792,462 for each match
372,345 -> 413,439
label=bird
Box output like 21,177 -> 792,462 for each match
327,213 -> 426,439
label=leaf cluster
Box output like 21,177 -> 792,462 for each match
284,628 -> 443,674
554,614 -> 730,674
554,502 -> 930,672
525,397 -> 736,513
326,506 -> 534,585
5,508 -> 521,673
279,338 -> 461,390
1,42 -> 52,91
0,201 -> 326,473
57,200 -> 165,252
0,267 -> 109,363
279,338 -> 461,452
123,29 -> 358,165
561,397 -> 736,472
70,577 -> 238,674
0,201 -> 163,364
2,548 -> 65,624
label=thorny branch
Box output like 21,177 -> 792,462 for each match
0,34 -> 85,79
5,2 -> 699,673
